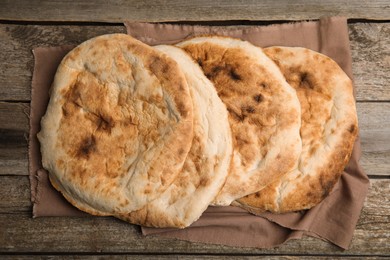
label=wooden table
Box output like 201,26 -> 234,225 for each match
1,1 -> 389,258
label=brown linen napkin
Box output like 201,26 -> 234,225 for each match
125,17 -> 369,249
29,17 -> 369,249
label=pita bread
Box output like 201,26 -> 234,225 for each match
177,37 -> 302,205
37,34 -> 193,216
235,47 -> 358,213
119,45 -> 232,228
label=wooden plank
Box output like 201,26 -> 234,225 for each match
1,101 -> 388,176
357,103 -> 390,176
0,146 -> 27,175
0,24 -> 126,101
349,23 -> 390,101
0,176 -> 389,255
0,176 -> 30,213
0,22 -> 389,102
0,256 -> 385,259
0,102 -> 28,131
0,102 -> 28,175
0,0 -> 390,22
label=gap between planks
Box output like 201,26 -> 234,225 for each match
0,253 -> 388,259
0,0 -> 390,22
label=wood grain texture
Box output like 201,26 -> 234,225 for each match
0,0 -> 390,22
0,24 -> 126,101
357,102 -> 390,176
0,102 -> 28,175
1,102 -> 388,176
0,257 -> 385,260
0,176 -> 389,255
0,22 -> 389,101
349,23 -> 390,101
0,176 -> 30,213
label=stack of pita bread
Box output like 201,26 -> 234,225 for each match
38,34 -> 358,228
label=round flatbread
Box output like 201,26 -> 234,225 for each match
235,47 -> 358,213
120,45 -> 233,228
177,37 -> 302,205
37,34 -> 193,216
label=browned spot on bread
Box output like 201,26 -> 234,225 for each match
205,65 -> 224,79
77,135 -> 96,159
308,146 -> 317,156
147,55 -> 160,68
227,107 -> 245,122
147,55 -> 171,78
126,42 -> 137,51
199,176 -> 210,187
178,148 -> 185,157
176,101 -> 187,118
273,47 -> 282,54
196,58 -> 203,67
349,124 -> 356,134
94,180 -> 101,189
253,94 -> 264,103
110,172 -> 119,179
254,192 -> 261,198
91,114 -> 114,133
299,72 -> 313,89
84,111 -> 116,134
161,63 -> 170,74
204,64 -> 242,82
306,191 -> 314,199
229,68 -> 241,81
62,107 -> 68,117
244,106 -> 255,114
235,134 -> 250,147
258,82 -> 268,89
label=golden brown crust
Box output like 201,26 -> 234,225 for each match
177,37 -> 302,205
236,47 -> 358,213
118,45 -> 232,228
38,34 -> 193,216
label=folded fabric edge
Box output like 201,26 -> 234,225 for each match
30,47 -> 41,218
141,225 -> 306,249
